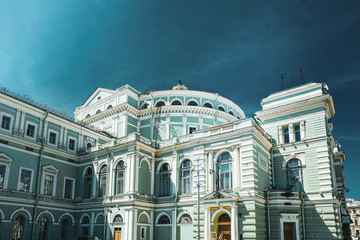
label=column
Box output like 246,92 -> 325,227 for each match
278,126 -> 283,144
209,150 -> 214,192
14,109 -> 21,131
92,163 -> 98,197
122,113 -> 128,137
133,209 -> 138,240
38,119 -> 43,139
59,127 -> 64,146
172,209 -> 176,240
231,205 -> 239,240
63,128 -> 68,147
108,157 -> 114,196
129,155 -> 136,193
172,156 -> 178,195
90,211 -> 95,235
289,124 -> 294,142
150,210 -> 154,240
124,210 -> 129,240
106,211 -> 111,240
166,114 -> 170,139
300,121 -> 305,140
232,146 -> 239,190
44,121 -> 48,139
151,159 -> 155,196
78,133 -> 83,148
204,207 -> 210,240
128,209 -> 134,240
19,111 -> 26,132
135,155 -> 139,192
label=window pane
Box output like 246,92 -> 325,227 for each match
19,169 -> 32,192
27,124 -> 35,137
0,165 -> 5,189
64,179 -> 73,199
44,174 -> 54,195
49,132 -> 56,144
1,116 -> 11,130
283,126 -> 289,143
294,124 -> 301,141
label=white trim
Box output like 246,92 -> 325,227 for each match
41,165 -> 59,196
111,212 -> 125,223
10,207 -> 32,221
202,101 -> 214,108
47,129 -> 58,146
24,121 -> 38,140
139,157 -> 151,170
156,161 -> 172,173
79,213 -> 91,225
17,167 -> 34,193
95,212 -> 105,224
138,211 -> 150,223
0,208 -> 4,219
0,152 -> 13,189
0,112 -> 13,133
280,213 -> 300,240
36,210 -> 55,223
170,98 -> 183,105
177,211 -> 194,224
213,149 -> 233,162
63,177 -> 76,199
58,212 -> 75,225
155,211 -> 172,224
82,165 -> 94,176
210,208 -> 231,223
282,155 -> 306,168
186,99 -> 199,106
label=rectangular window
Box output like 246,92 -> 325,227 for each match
189,127 -> 197,134
294,124 -> 301,142
69,139 -> 75,151
64,178 -> 74,199
49,132 -> 57,145
140,227 -> 146,239
44,174 -> 54,195
1,115 -> 11,130
283,126 -> 289,144
26,124 -> 35,138
19,169 -> 32,192
0,165 -> 5,189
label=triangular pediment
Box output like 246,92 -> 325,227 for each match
80,87 -> 116,109
42,164 -> 59,174
0,153 -> 13,165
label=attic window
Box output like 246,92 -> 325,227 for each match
218,106 -> 225,112
98,96 -> 101,100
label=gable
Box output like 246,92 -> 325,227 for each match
81,88 -> 116,109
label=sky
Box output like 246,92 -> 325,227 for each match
0,0 -> 359,198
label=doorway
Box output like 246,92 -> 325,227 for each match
283,222 -> 296,240
114,227 -> 121,240
217,213 -> 231,240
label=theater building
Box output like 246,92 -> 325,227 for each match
0,82 -> 348,239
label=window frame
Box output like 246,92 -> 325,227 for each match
98,165 -> 107,197
286,158 -> 304,192
217,152 -> 232,191
188,126 -> 197,135
114,161 -> 125,195
83,167 -> 93,199
180,160 -> 192,195
48,130 -> 58,146
140,226 -> 146,239
40,165 -> 59,196
159,163 -> 171,197
25,121 -> 38,140
294,123 -> 301,142
0,113 -> 13,133
67,137 -> 77,152
17,167 -> 34,193
63,177 -> 75,199
0,153 -> 13,189
282,125 -> 290,144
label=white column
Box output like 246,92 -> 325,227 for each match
92,166 -> 97,197
133,209 -> 138,240
129,155 -> 136,193
59,127 -> 64,146
108,158 -> 114,196
38,119 -> 43,138
232,146 -> 239,190
204,207 -> 210,240
278,126 -> 283,144
135,155 -> 139,192
209,150 -> 214,192
78,133 -> 83,148
124,210 -> 129,240
166,114 -> 170,139
172,156 -> 177,195
150,210 -> 154,240
122,113 -> 128,137
231,205 -> 239,240
112,117 -> 117,136
19,111 -> 26,132
63,128 -> 68,147
289,124 -> 294,142
14,110 -> 21,131
44,121 -> 48,140
172,210 -> 176,240
182,114 -> 187,135
106,211 -> 111,240
128,209 -> 134,240
90,211 -> 95,235
151,159 -> 155,196
300,121 -> 305,140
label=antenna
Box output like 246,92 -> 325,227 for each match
279,73 -> 285,90
298,67 -> 305,84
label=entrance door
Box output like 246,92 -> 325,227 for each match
283,222 -> 296,240
217,213 -> 231,240
114,227 -> 121,240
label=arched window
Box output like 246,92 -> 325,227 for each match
179,213 -> 193,224
38,217 -> 49,240
98,165 -> 107,197
61,219 -> 69,240
158,215 -> 170,224
85,114 -> 91,119
83,167 -> 92,199
13,215 -> 24,240
81,216 -> 90,224
96,110 -> 101,115
171,100 -> 182,105
187,101 -> 198,106
155,101 -> 165,107
141,103 -> 150,109
286,158 -> 303,192
159,163 -> 170,196
218,106 -> 225,112
204,102 -> 213,108
217,152 -> 232,190
180,160 -> 192,194
113,214 -> 123,223
107,105 -> 113,110
114,161 -> 125,195
86,142 -> 92,148
229,111 -> 234,116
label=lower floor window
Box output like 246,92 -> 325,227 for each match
140,227 -> 146,239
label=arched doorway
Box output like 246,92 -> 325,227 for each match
61,219 -> 69,240
217,213 -> 231,240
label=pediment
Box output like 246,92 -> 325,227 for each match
0,153 -> 13,166
42,164 -> 59,174
81,87 -> 116,109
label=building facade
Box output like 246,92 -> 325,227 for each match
0,82 -> 348,240
346,198 -> 360,239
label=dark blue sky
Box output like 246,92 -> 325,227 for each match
1,1 -> 359,198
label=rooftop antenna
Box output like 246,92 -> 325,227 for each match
299,67 -> 305,84
279,73 -> 285,90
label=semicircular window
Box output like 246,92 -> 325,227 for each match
158,215 -> 170,224
113,214 -> 123,223
141,103 -> 150,109
187,101 -> 198,106
107,105 -> 113,110
156,101 -> 165,107
218,106 -> 225,112
179,213 -> 193,224
81,216 -> 90,224
96,110 -> 101,114
229,111 -> 234,116
85,114 -> 91,119
171,100 -> 182,105
204,102 -> 213,108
